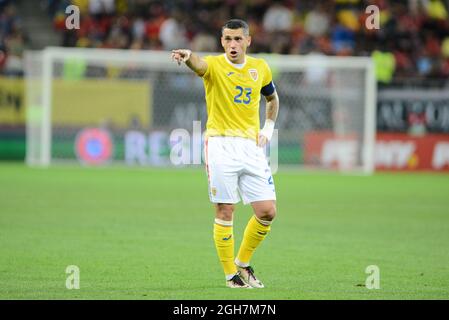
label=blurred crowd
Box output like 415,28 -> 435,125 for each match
0,0 -> 27,76
1,0 -> 449,83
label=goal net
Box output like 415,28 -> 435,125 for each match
25,47 -> 376,173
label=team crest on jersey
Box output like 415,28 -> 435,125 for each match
249,69 -> 258,81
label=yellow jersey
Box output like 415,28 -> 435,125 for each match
202,54 -> 275,141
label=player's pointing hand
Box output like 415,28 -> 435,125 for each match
171,49 -> 192,65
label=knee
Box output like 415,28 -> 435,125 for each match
256,204 -> 276,222
215,203 -> 235,221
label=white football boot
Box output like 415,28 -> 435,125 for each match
226,273 -> 252,289
237,266 -> 265,288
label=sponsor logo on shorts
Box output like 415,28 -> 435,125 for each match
268,176 -> 273,185
211,187 -> 217,196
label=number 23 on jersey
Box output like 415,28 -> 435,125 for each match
233,86 -> 252,105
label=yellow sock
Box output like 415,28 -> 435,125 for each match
236,215 -> 272,267
213,219 -> 237,279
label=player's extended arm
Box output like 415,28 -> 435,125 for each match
258,91 -> 279,147
171,49 -> 208,77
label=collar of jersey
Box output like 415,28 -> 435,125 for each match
223,53 -> 246,69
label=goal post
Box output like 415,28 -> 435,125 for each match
25,47 -> 376,173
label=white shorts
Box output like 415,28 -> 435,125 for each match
204,136 -> 276,205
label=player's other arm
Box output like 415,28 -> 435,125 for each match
265,91 -> 279,123
171,49 -> 208,77
258,88 -> 279,147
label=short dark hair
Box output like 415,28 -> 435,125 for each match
221,19 -> 249,36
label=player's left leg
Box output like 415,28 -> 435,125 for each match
234,138 -> 277,288
235,200 -> 276,288
236,201 -> 276,266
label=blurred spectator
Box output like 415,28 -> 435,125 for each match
159,9 -> 188,50
442,37 -> 449,58
425,0 -> 448,20
372,46 -> 396,84
331,22 -> 356,55
3,31 -> 24,75
304,4 -> 330,37
408,103 -> 427,136
263,0 -> 294,54
262,0 -> 293,33
89,0 -> 115,17
416,48 -> 433,76
103,15 -> 130,49
0,1 -> 27,76
132,17 -> 145,40
191,30 -> 217,52
0,2 -> 20,36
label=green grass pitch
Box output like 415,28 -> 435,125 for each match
1,163 -> 448,299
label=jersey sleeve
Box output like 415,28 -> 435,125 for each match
261,59 -> 276,96
202,55 -> 215,79
261,60 -> 273,87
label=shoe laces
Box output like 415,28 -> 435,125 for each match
244,266 -> 257,280
232,273 -> 246,286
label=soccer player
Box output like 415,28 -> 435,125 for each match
172,19 -> 279,289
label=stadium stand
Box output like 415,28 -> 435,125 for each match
44,0 -> 449,86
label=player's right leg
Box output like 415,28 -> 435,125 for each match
205,137 -> 249,288
214,204 -> 250,289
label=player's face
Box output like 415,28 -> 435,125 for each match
221,28 -> 251,64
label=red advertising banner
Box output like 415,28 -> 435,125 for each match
304,131 -> 449,171
304,132 -> 358,170
375,133 -> 449,171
